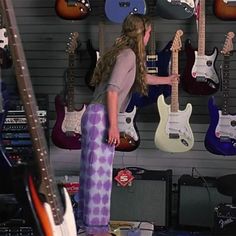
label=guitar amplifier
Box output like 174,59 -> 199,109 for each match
213,203 -> 236,236
178,175 -> 232,228
110,167 -> 172,227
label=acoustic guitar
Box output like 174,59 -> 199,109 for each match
204,32 -> 236,155
55,0 -> 91,20
154,30 -> 194,153
183,0 -> 220,95
0,0 -> 77,235
214,0 -> 236,20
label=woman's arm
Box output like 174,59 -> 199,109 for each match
146,73 -> 179,85
106,90 -> 120,146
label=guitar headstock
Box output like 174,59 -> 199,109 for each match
221,32 -> 235,55
171,29 -> 183,52
66,32 -> 79,54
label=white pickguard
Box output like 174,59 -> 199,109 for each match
44,187 -> 77,235
62,104 -> 86,134
154,95 -> 194,152
118,106 -> 138,141
215,111 -> 236,139
192,49 -> 219,84
167,0 -> 195,8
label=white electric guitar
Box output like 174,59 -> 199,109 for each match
154,30 -> 194,153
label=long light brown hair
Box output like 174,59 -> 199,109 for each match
90,14 -> 151,95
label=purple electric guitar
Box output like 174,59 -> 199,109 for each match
105,0 -> 147,23
51,32 -> 86,150
204,32 -> 236,155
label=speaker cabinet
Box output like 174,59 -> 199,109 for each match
110,168 -> 172,227
178,175 -> 232,228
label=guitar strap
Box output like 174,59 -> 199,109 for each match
194,0 -> 200,32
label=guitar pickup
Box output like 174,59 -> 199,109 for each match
67,0 -> 77,6
146,55 -> 158,61
196,76 -> 206,82
220,136 -> 231,142
147,67 -> 158,73
169,133 -> 180,139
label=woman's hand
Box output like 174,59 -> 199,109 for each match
167,74 -> 180,85
107,125 -> 120,147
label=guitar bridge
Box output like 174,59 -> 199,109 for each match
119,2 -> 130,7
169,133 -> 180,139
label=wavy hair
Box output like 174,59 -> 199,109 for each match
90,14 -> 151,95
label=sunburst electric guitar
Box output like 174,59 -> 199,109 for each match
1,0 -> 77,235
51,32 -> 86,150
214,0 -> 236,20
183,0 -> 220,95
55,0 -> 91,20
155,30 -> 194,153
204,32 -> 236,155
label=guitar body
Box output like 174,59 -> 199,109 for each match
156,0 -> 195,19
154,95 -> 194,152
28,176 -> 77,235
214,0 -> 236,20
105,0 -> 147,23
116,106 -> 140,152
204,97 -> 236,155
55,0 -> 91,20
183,39 -> 219,95
126,41 -> 172,111
51,94 -> 86,149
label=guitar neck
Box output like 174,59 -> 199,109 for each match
67,53 -> 75,112
222,56 -> 230,115
1,0 -> 64,225
171,51 -> 179,112
198,0 -> 205,56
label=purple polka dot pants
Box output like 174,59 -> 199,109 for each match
77,104 -> 115,234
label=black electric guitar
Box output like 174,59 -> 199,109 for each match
1,1 -> 77,235
51,32 -> 86,150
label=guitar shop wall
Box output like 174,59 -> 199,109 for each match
2,1 -> 236,184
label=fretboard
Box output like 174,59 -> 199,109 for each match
1,0 -> 64,225
171,52 -> 179,112
198,0 -> 205,56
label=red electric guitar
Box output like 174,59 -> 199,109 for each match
51,32 -> 86,150
183,0 -> 220,95
1,0 -> 77,235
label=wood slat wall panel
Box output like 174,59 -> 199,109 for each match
2,0 -> 235,182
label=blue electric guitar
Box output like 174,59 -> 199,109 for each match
204,32 -> 236,156
126,22 -> 171,111
104,0 -> 147,23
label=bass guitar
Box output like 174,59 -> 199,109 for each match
155,30 -> 194,153
204,32 -> 236,156
183,0 -> 220,95
156,0 -> 195,19
105,0 -> 147,23
1,0 -> 77,235
214,0 -> 236,20
51,32 -> 86,150
55,0 -> 91,20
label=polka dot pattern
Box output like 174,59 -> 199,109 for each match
77,104 -> 115,234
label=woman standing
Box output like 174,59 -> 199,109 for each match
77,14 -> 179,236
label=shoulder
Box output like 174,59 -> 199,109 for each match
117,48 -> 136,61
